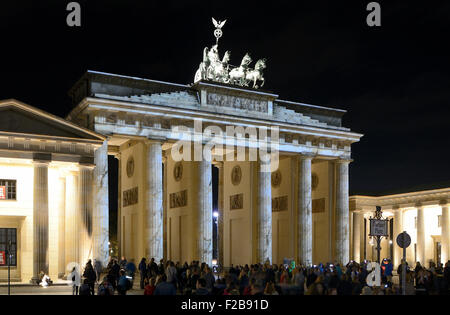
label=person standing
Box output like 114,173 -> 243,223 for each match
69,266 -> 81,295
117,269 -> 130,295
126,259 -> 137,280
139,258 -> 148,289
119,256 -> 127,270
93,259 -> 103,284
83,260 -> 97,295
147,258 -> 156,277
166,261 -> 178,287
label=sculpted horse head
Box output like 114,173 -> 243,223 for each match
240,53 -> 252,67
254,58 -> 267,71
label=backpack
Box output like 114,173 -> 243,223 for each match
126,278 -> 133,290
118,276 -> 132,291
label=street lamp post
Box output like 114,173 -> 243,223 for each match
369,206 -> 389,264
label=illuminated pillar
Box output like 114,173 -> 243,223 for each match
416,205 -> 425,264
298,155 -> 313,265
441,203 -> 449,263
162,153 -> 167,261
65,171 -> 79,269
31,161 -> 49,282
57,176 -> 66,278
216,162 -> 224,267
335,159 -> 351,265
93,140 -> 109,267
352,211 -> 362,262
257,157 -> 272,264
145,140 -> 163,261
393,208 -> 403,267
196,156 -> 213,265
79,165 -> 94,266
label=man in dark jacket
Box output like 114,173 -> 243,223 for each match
148,258 -> 158,277
83,260 -> 97,295
138,258 -> 147,289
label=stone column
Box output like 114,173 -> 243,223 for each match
117,154 -> 122,259
335,159 -> 351,265
257,158 -> 272,264
93,140 -> 109,267
31,161 -> 49,282
393,208 -> 403,267
298,155 -> 313,265
57,176 -> 66,278
352,211 -> 362,263
65,171 -> 79,270
416,205 -> 425,264
441,203 -> 450,263
216,162 -> 224,267
145,141 -> 163,261
162,154 -> 167,261
196,157 -> 213,265
79,165 -> 94,266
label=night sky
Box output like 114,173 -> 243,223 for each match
1,0 -> 449,196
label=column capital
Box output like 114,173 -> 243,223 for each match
212,161 -> 224,168
146,137 -> 166,145
298,153 -> 315,160
33,153 -> 51,164
439,200 -> 448,207
392,205 -> 403,212
335,157 -> 353,165
78,163 -> 95,170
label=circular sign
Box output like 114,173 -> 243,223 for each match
396,232 -> 411,249
173,162 -> 183,182
126,156 -> 134,178
271,170 -> 282,187
231,165 -> 242,186
214,29 -> 223,39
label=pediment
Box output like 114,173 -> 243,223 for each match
0,99 -> 104,141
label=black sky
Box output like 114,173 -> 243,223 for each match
1,0 -> 449,196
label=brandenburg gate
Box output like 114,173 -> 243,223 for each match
66,18 -> 363,267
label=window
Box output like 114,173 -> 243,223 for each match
0,179 -> 17,200
438,215 -> 442,228
0,228 -> 17,266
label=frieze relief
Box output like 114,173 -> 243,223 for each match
230,193 -> 243,210
170,190 -> 188,208
123,187 -> 138,207
272,196 -> 288,212
207,92 -> 268,112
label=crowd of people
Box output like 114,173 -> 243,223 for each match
70,257 -> 450,295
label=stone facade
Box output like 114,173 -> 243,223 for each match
66,71 -> 363,266
350,189 -> 450,267
0,70 -> 364,284
0,99 -> 107,282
